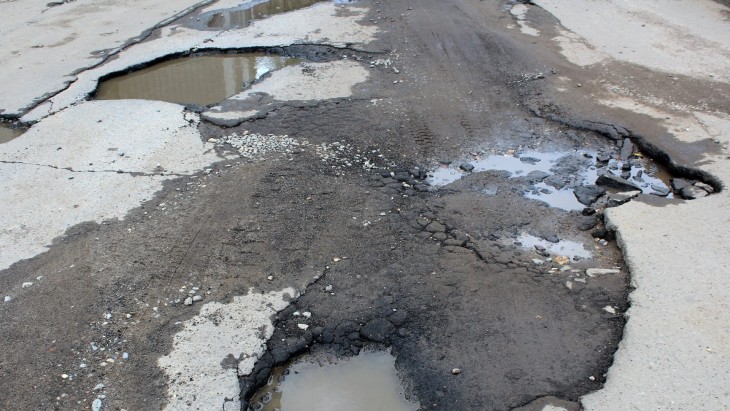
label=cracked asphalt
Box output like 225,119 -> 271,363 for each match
1,0 -> 729,410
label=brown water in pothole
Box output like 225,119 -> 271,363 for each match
0,123 -> 24,144
248,351 -> 419,411
205,0 -> 322,30
95,54 -> 300,106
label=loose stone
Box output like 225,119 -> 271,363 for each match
586,268 -> 620,277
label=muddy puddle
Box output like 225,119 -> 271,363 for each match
511,234 -> 592,260
248,350 -> 419,411
0,123 -> 24,144
187,0 -> 323,31
429,150 -> 672,211
95,54 -> 300,106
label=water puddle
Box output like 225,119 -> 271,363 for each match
0,123 -> 24,144
248,350 -> 419,411
95,53 -> 300,106
429,152 -> 563,187
511,234 -> 592,260
428,150 -> 672,211
188,0 -> 325,31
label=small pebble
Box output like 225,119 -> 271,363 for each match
192,295 -> 203,302
22,282 -> 33,288
451,368 -> 461,375
4,296 -> 11,302
297,323 -> 309,330
183,297 -> 193,306
325,285 -> 333,292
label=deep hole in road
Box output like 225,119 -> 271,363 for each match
94,53 -> 301,106
247,350 -> 419,411
427,149 -> 673,211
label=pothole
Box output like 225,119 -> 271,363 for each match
428,149 -> 673,211
247,350 -> 419,411
510,233 -> 592,260
94,53 -> 301,106
0,123 -> 24,144
183,0 -> 357,31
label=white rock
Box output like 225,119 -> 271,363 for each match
21,282 -> 33,288
4,296 -> 11,302
92,398 -> 103,411
325,285 -> 333,292
184,297 -> 193,306
94,383 -> 105,391
192,295 -> 203,302
603,306 -> 617,315
586,268 -> 621,277
302,311 -> 312,318
297,323 -> 309,330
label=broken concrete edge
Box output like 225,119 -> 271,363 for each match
0,0 -> 222,121
525,102 -> 724,193
236,266 -> 332,408
14,43 -> 384,126
156,286 -> 301,411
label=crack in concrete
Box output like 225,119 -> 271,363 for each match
8,0 -> 219,122
0,160 -> 187,177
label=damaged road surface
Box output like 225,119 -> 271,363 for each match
1,0 -> 729,410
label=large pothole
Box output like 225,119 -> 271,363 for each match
94,53 -> 301,106
247,350 -> 419,411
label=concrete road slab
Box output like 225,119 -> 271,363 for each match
0,100 -> 220,271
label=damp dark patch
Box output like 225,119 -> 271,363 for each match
0,123 -> 25,144
94,53 -> 301,106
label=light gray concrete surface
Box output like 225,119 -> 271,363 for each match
158,287 -> 297,411
204,60 -> 370,123
533,1 -> 730,409
0,100 -> 222,271
534,0 -> 730,83
0,0 -> 213,117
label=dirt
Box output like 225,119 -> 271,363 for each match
0,0 -> 662,410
